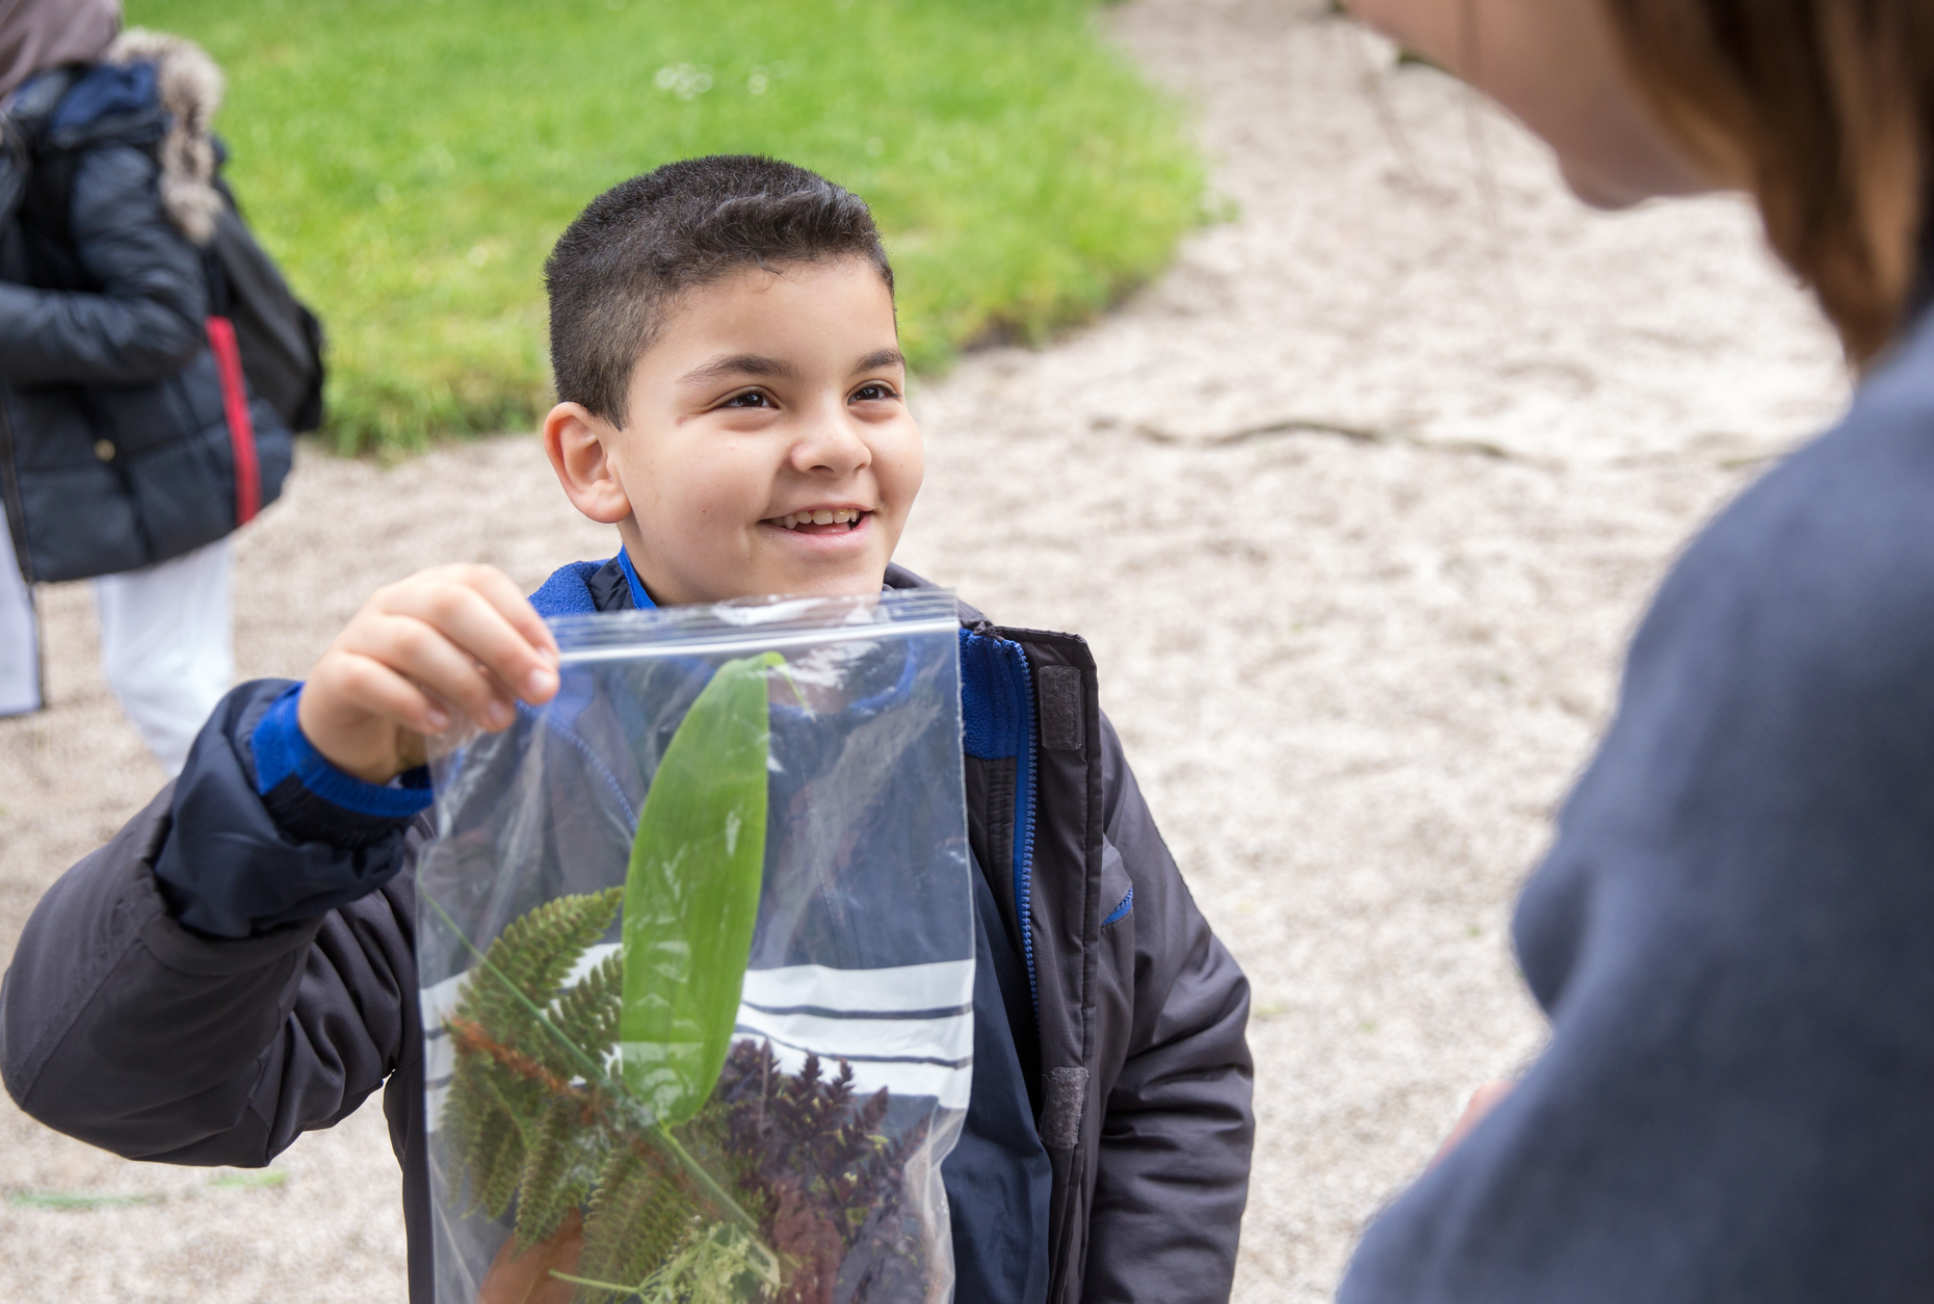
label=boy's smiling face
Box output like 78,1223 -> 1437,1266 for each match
548,256 -> 922,606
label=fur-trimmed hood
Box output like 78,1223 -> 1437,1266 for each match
103,28 -> 224,245
2,28 -> 226,245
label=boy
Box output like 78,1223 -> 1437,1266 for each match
0,156 -> 1253,1302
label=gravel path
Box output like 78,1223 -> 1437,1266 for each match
0,1 -> 1849,1299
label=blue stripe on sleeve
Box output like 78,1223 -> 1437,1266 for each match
249,683 -> 434,819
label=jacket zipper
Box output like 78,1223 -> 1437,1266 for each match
1007,638 -> 1041,1020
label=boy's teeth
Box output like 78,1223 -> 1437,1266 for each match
778,508 -> 861,529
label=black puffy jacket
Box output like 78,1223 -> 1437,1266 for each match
0,33 -> 290,585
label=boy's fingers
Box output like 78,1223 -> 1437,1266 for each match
422,564 -> 561,669
459,565 -> 561,665
315,654 -> 451,744
355,612 -> 519,731
376,575 -> 557,707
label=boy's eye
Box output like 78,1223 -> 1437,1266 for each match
851,383 -> 897,402
720,390 -> 773,409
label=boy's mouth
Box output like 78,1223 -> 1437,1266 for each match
767,507 -> 867,534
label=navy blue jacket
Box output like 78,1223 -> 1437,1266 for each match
0,560 -> 1254,1302
0,48 -> 291,583
1339,297 -> 1934,1297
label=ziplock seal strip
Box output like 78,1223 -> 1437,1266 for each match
555,616 -> 961,666
546,589 -> 961,661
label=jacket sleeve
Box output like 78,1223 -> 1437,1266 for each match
0,681 -> 421,1166
1082,713 -> 1255,1302
0,141 -> 206,387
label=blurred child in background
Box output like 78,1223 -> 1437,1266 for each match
0,0 -> 292,772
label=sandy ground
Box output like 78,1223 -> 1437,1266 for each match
0,1 -> 1852,1300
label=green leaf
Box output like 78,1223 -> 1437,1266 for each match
619,652 -> 779,1126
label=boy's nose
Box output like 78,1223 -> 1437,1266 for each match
790,412 -> 871,474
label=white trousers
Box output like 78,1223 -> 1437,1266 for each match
0,519 -> 234,775
0,514 -> 38,720
95,538 -> 236,773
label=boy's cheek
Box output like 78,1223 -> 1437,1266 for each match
900,447 -> 927,508
889,422 -> 927,502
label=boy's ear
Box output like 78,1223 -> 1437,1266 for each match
543,401 -> 632,525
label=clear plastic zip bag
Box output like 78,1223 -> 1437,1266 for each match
415,589 -> 971,1303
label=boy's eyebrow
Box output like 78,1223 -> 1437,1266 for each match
678,353 -> 800,386
679,348 -> 907,387
853,348 -> 906,373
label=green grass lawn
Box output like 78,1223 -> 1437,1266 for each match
135,0 -> 1207,454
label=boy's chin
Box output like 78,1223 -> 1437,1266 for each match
782,568 -> 891,599
694,567 -> 890,606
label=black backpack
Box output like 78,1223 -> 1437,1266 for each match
205,177 -> 327,434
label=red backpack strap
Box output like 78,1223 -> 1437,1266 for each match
204,315 -> 260,525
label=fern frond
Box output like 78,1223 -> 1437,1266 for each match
513,1094 -> 595,1249
453,887 -> 622,1051
547,948 -> 623,1076
576,1142 -> 701,1299
440,885 -> 622,1222
472,1083 -> 528,1221
443,1057 -> 515,1214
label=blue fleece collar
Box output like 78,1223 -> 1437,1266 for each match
528,552 -> 655,618
528,559 -> 607,616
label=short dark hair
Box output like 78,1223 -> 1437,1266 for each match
545,155 -> 895,422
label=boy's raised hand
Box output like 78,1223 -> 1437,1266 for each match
297,564 -> 561,784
